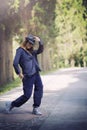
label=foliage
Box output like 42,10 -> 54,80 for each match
55,0 -> 87,67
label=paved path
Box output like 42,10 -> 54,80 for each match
0,67 -> 87,130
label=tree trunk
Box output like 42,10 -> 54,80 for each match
0,28 -> 14,87
5,28 -> 14,83
0,28 -> 6,86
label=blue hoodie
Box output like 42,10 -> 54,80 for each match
13,40 -> 44,76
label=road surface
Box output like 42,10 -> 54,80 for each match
0,67 -> 87,130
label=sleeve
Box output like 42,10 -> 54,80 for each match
13,48 -> 22,75
34,39 -> 44,55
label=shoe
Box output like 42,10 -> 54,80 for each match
32,108 -> 42,115
5,101 -> 13,113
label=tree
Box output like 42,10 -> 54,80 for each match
0,0 -> 56,86
0,0 -> 21,86
55,0 -> 87,67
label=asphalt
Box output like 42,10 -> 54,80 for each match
0,67 -> 87,130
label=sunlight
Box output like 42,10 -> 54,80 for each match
42,74 -> 79,91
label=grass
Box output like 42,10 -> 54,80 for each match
0,78 -> 21,95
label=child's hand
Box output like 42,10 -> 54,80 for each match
34,36 -> 40,42
19,73 -> 24,80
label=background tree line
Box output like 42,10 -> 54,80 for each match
0,0 -> 87,86
55,0 -> 87,68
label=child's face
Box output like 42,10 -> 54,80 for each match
26,42 -> 33,50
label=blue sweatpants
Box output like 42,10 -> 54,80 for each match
12,73 -> 43,108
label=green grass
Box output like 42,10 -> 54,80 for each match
0,78 -> 21,95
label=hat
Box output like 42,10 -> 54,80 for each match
25,34 -> 35,45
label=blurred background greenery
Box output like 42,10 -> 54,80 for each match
0,0 -> 87,88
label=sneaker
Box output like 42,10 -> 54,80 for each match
32,108 -> 42,115
5,101 -> 13,113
